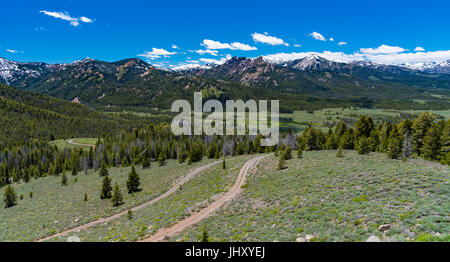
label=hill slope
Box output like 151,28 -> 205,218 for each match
0,83 -> 143,145
174,151 -> 450,242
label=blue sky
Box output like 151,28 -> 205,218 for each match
1,0 -> 449,68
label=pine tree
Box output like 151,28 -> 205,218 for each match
111,183 -> 123,207
127,209 -> 133,220
127,166 -> 141,194
357,137 -> 370,155
411,112 -> 435,154
29,191 -> 33,198
222,157 -> 226,169
99,162 -> 108,177
284,146 -> 293,160
3,185 -> 17,208
297,147 -> 303,159
387,125 -> 403,159
200,227 -> 209,242
71,164 -> 78,176
158,152 -> 166,166
100,175 -> 112,199
142,155 -> 151,169
61,172 -> 68,186
440,120 -> 450,161
421,126 -> 441,160
402,132 -> 413,160
336,147 -> 344,157
84,193 -> 88,202
23,169 -> 30,183
277,156 -> 285,170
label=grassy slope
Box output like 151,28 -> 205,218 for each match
49,154 -> 253,242
0,159 -> 215,241
174,151 -> 449,242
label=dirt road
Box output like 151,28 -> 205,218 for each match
67,139 -> 95,148
139,155 -> 266,242
36,160 -> 220,242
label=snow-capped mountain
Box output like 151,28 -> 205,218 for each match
402,60 -> 450,74
0,58 -> 64,85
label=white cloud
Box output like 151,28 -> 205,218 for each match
329,37 -> 334,42
338,42 -> 347,46
360,44 -> 407,54
202,39 -> 257,51
294,44 -> 302,47
195,49 -> 219,56
199,54 -> 232,65
308,32 -> 327,41
80,17 -> 93,23
414,46 -> 425,52
251,32 -> 289,46
39,10 -> 93,27
172,44 -> 179,49
137,48 -> 177,60
229,42 -> 258,50
6,49 -> 18,54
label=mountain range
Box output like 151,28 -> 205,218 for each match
1,55 -> 449,111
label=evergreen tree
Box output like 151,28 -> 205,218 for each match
440,120 -> 450,160
127,166 -> 141,194
142,155 -> 151,169
421,126 -> 441,160
411,112 -> 435,154
200,227 -> 209,242
99,162 -> 108,177
354,115 -> 374,139
336,147 -> 344,157
297,147 -> 303,159
222,157 -> 226,169
387,125 -> 403,159
277,156 -> 285,170
111,183 -> 123,207
61,172 -> 68,186
3,185 -> 17,208
357,137 -> 370,155
127,209 -> 133,220
379,121 -> 392,152
402,132 -> 413,160
339,130 -> 354,150
23,169 -> 30,183
158,152 -> 166,166
84,193 -> 88,202
441,152 -> 450,166
71,164 -> 78,176
100,175 -> 112,199
283,146 -> 293,160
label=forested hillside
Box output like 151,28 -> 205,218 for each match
0,84 -> 162,146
